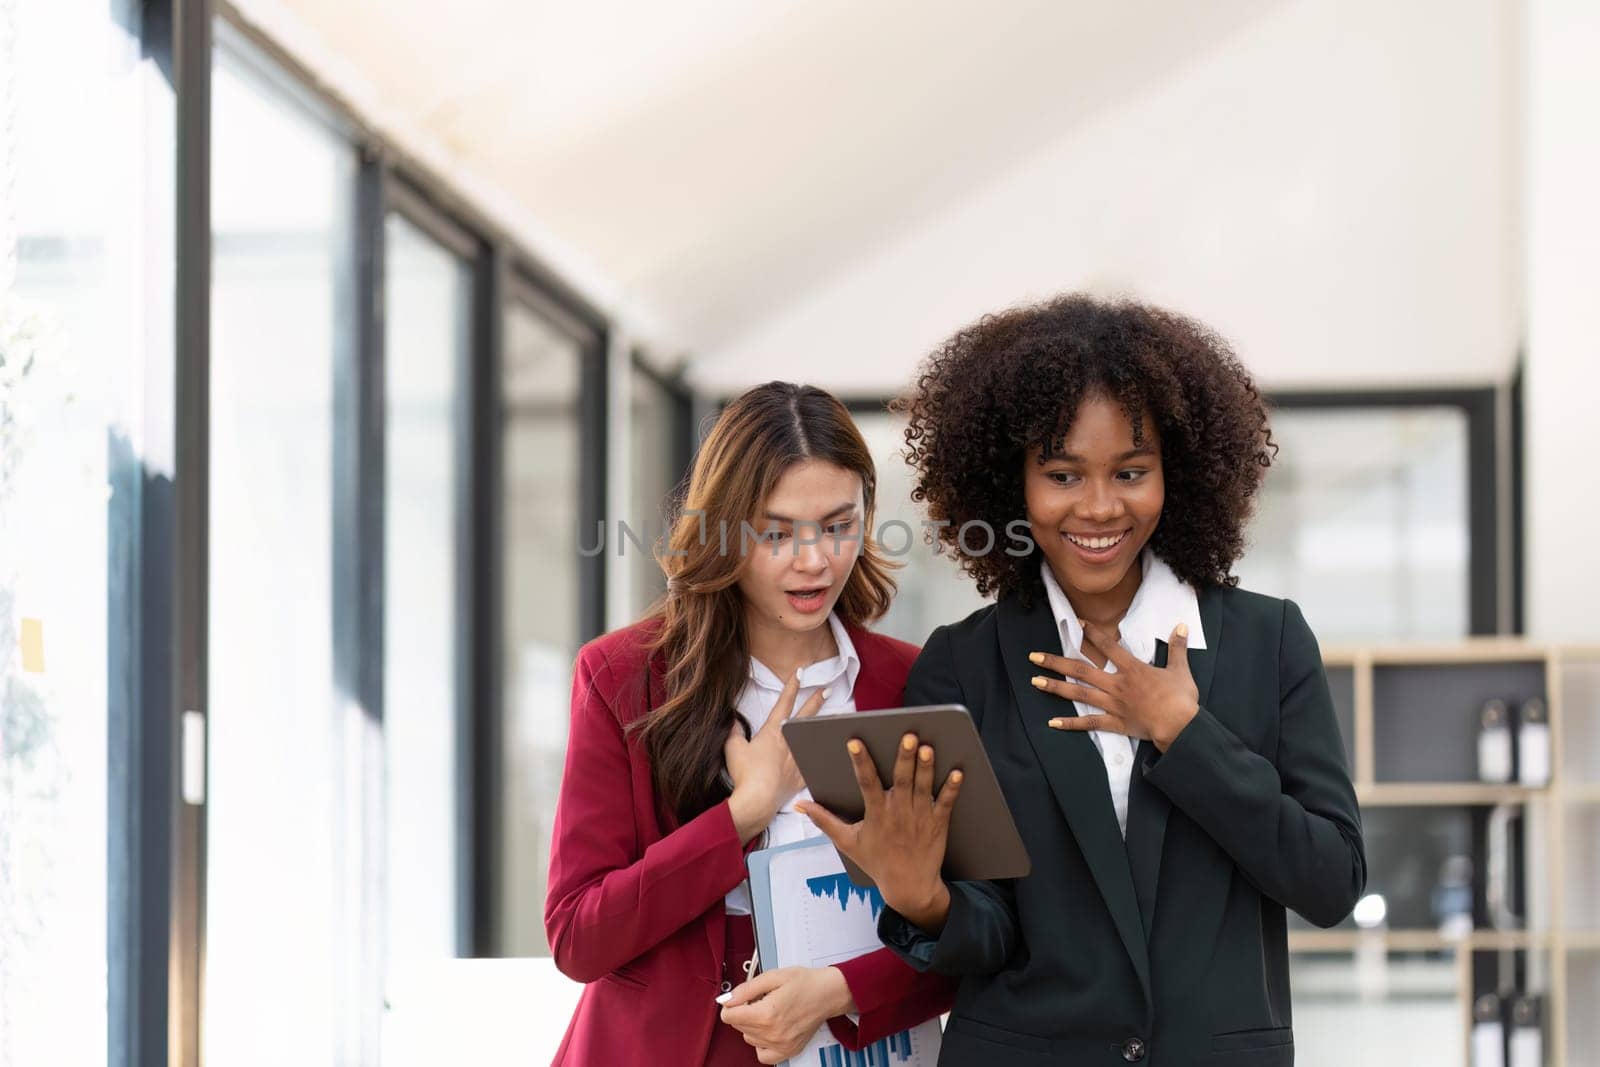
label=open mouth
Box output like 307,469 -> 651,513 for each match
784,586 -> 829,612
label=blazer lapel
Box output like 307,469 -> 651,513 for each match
998,592 -> 1153,1011
1124,585 -> 1222,939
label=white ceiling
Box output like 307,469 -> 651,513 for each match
245,0 -> 1521,393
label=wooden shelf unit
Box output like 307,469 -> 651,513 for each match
1295,640 -> 1600,1066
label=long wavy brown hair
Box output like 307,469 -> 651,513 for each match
631,382 -> 898,825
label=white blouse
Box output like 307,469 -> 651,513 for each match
723,611 -> 861,915
1038,548 -> 1208,837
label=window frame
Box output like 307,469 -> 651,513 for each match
115,3 -> 617,1063
814,388 -> 1515,637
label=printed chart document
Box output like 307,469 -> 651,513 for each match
748,836 -> 942,1067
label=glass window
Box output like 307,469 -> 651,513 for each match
500,300 -> 587,955
854,405 -> 1472,647
1236,406 -> 1470,642
383,211 -> 471,966
1,1 -> 151,1062
627,364 -> 686,619
206,46 -> 352,1066
852,411 -> 988,648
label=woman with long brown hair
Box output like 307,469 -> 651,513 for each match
543,382 -> 954,1065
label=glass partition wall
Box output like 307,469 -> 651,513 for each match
497,290 -> 604,956
2,1 -> 160,1063
0,4 -> 620,1060
207,40 -> 363,1066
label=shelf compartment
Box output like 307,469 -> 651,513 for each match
1562,656 -> 1600,787
1327,662 -> 1357,776
1566,950 -> 1600,1067
1372,660 -> 1548,784
1563,803 -> 1600,930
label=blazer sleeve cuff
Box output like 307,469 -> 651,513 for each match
825,1014 -> 863,1050
825,975 -> 953,1051
831,947 -> 912,1015
876,883 -> 987,975
706,798 -> 757,880
1142,704 -> 1241,805
877,905 -> 941,972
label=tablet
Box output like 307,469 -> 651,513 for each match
782,704 -> 1031,888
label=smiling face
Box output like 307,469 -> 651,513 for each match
1023,391 -> 1165,613
736,459 -> 865,635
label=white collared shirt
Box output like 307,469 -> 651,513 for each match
724,610 -> 861,914
1039,548 -> 1207,837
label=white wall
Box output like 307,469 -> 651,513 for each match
689,0 -> 1520,397
1522,0 -> 1600,642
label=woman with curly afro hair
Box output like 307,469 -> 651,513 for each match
797,294 -> 1367,1066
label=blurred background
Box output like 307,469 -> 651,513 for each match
1,0 -> 1596,1064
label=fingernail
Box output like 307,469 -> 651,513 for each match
1176,622 -> 1188,638
846,739 -> 863,755
715,992 -> 734,1005
901,734 -> 917,751
950,770 -> 963,783
1028,652 -> 1044,665
1031,676 -> 1047,688
821,687 -> 832,700
1049,718 -> 1064,728
919,745 -> 933,762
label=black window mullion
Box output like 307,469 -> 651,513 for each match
113,2 -> 213,1066
174,1 -> 212,1064
467,241 -> 507,957
331,148 -> 387,1063
329,147 -> 387,729
579,335 -> 609,642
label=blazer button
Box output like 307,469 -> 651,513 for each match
1121,1036 -> 1147,1061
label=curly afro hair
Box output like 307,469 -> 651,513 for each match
892,294 -> 1277,605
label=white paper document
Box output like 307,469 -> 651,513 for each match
748,836 -> 942,1067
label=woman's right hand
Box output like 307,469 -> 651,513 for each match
795,733 -> 963,931
724,671 -> 828,843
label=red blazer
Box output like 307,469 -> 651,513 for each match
544,616 -> 956,1065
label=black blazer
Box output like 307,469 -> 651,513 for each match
879,582 -> 1366,1066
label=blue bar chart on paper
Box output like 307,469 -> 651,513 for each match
748,836 -> 941,1067
814,1028 -> 916,1066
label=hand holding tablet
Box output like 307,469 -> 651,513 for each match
782,705 -> 1030,913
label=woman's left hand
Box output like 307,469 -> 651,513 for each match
1030,620 -> 1200,752
719,965 -> 855,1064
